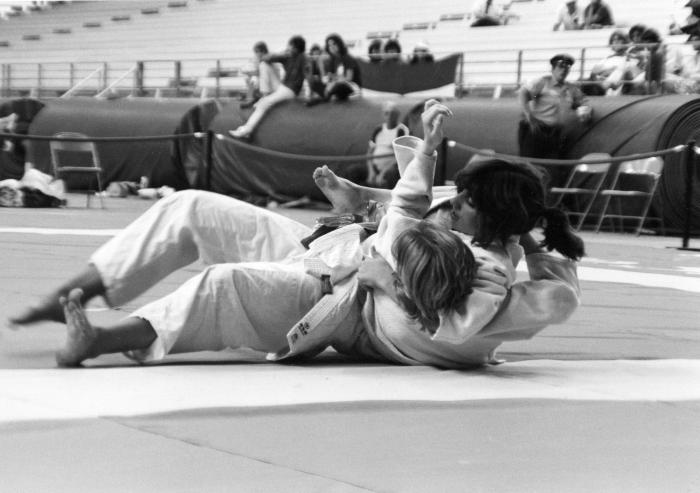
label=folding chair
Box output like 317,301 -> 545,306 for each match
594,157 -> 665,235
548,153 -> 612,231
49,132 -> 104,208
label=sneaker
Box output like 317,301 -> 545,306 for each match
228,127 -> 251,139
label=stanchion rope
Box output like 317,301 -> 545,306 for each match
0,131 -> 204,142
1,129 -> 692,167
216,132 -> 393,162
451,141 -> 687,166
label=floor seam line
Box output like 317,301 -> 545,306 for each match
102,417 -> 380,492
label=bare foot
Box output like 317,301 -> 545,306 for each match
312,165 -> 366,214
55,289 -> 98,367
9,266 -> 105,327
9,297 -> 66,326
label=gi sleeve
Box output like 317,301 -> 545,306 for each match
478,253 -> 581,341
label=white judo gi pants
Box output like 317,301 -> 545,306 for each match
89,190 -> 351,361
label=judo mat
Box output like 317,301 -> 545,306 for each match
1,195 -> 700,492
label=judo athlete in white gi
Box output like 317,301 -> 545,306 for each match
10,101 -> 583,369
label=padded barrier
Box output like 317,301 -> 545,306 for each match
208,95 -> 700,232
2,95 -> 699,232
0,98 -> 45,180
23,97 -> 199,189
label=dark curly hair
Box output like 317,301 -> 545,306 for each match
454,159 -> 585,260
325,33 -> 348,57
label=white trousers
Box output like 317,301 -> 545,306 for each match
257,61 -> 282,95
239,83 -> 295,133
90,190 -> 341,360
91,190 -> 311,306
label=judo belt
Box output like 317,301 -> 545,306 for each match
266,274 -> 360,362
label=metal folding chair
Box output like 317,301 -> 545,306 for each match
594,157 -> 665,235
548,153 -> 612,231
49,132 -> 104,208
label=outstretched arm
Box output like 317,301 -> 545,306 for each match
386,99 -> 453,217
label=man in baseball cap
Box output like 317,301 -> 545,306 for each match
550,53 -> 575,67
517,52 -> 592,185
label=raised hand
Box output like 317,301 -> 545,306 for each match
419,99 -> 453,156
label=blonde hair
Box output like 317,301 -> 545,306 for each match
392,221 -> 476,332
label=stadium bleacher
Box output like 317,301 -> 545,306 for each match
0,0 -> 688,97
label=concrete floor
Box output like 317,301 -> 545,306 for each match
1,193 -> 699,492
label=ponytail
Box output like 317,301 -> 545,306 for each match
540,207 -> 585,260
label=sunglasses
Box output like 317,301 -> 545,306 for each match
555,61 -> 573,68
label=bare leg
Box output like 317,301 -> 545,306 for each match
56,288 -> 156,367
9,265 -> 105,326
313,165 -> 392,214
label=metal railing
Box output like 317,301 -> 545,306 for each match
2,40 -> 689,99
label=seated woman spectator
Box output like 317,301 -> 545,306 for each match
583,30 -> 632,95
368,39 -> 384,63
307,33 -> 361,105
324,33 -> 362,100
229,35 -> 307,139
409,41 -> 435,64
382,39 -> 404,64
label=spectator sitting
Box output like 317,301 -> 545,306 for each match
366,101 -> 410,188
409,41 -> 435,64
305,43 -> 326,101
670,0 -> 700,35
623,28 -> 664,94
584,30 -> 632,95
553,0 -> 583,31
241,41 -> 283,108
339,101 -> 409,188
471,0 -> 503,27
382,39 -> 404,64
628,23 -> 647,44
665,30 -> 700,94
229,35 -> 307,139
368,39 -> 384,63
307,33 -> 361,106
582,0 -> 614,29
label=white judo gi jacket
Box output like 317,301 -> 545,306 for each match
276,136 -> 581,368
269,136 -> 522,363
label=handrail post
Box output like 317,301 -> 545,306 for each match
460,52 -> 465,98
174,60 -> 182,97
37,63 -> 43,97
205,130 -> 214,191
6,64 -> 11,97
681,140 -> 696,249
579,48 -> 586,81
69,62 -> 75,90
215,59 -> 221,99
516,50 -> 523,87
134,61 -> 144,96
102,62 -> 108,92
